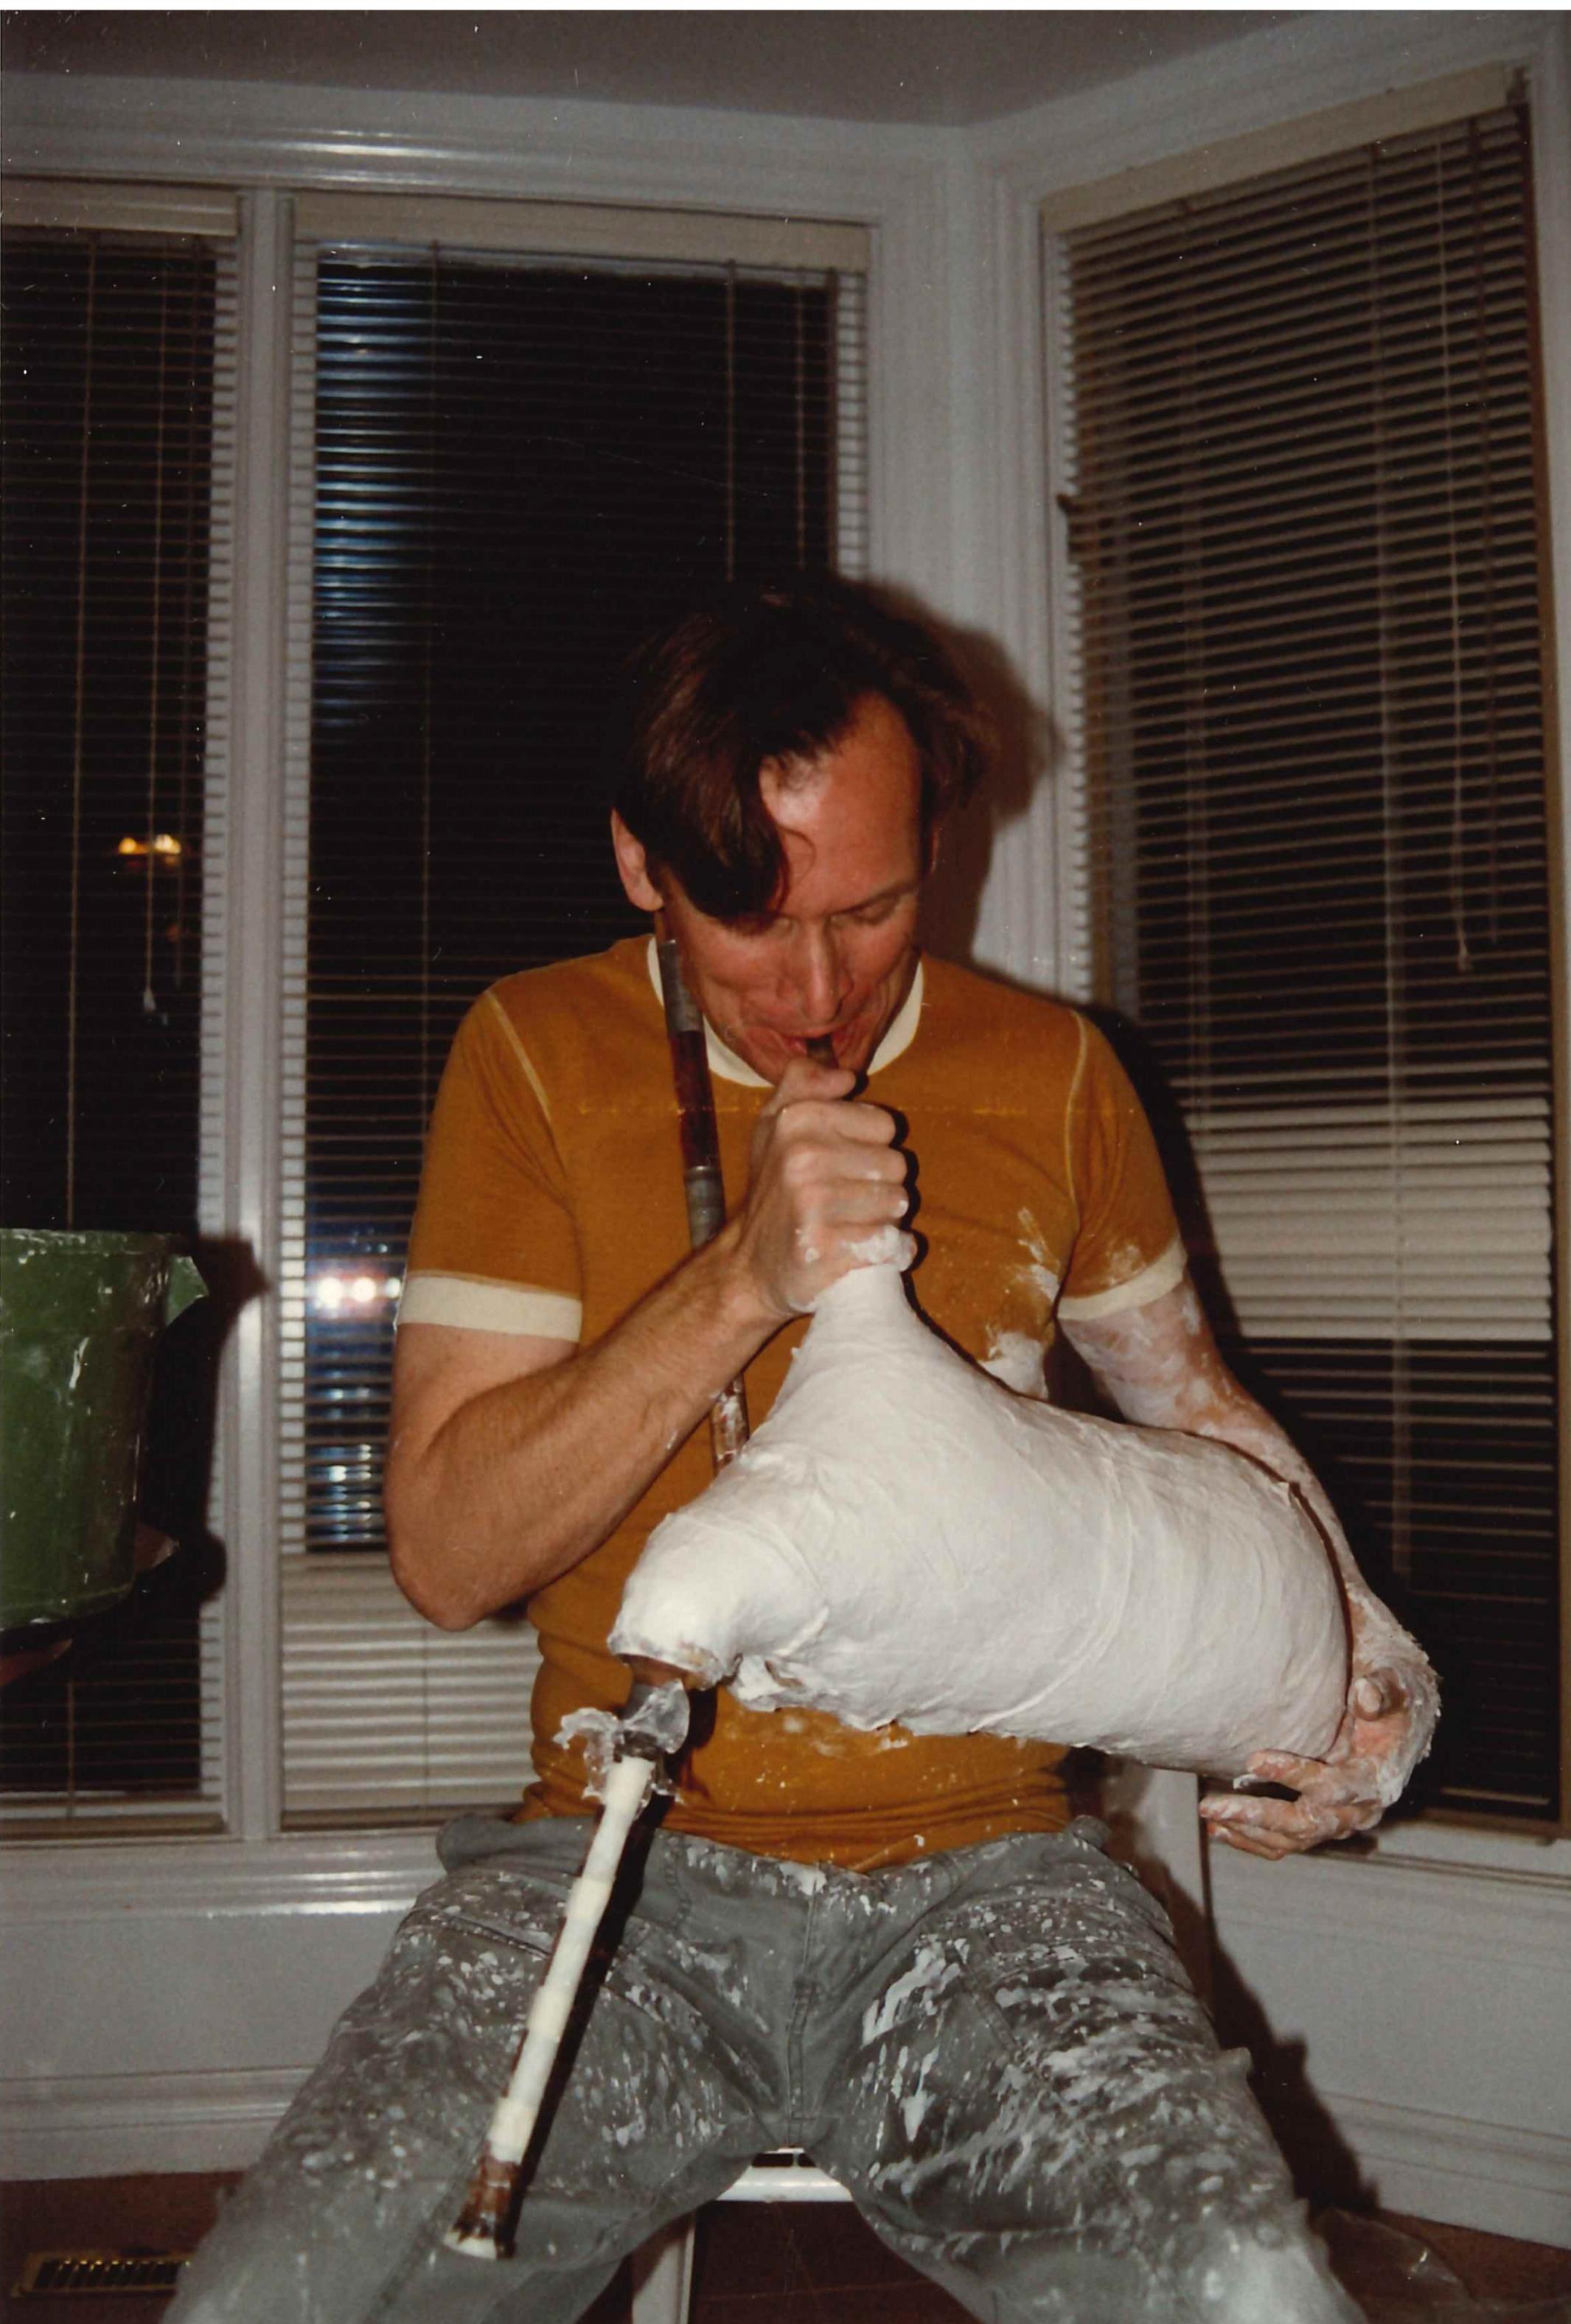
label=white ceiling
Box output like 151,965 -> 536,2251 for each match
1,9 -> 1303,127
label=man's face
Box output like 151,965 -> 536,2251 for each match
613,692 -> 926,1084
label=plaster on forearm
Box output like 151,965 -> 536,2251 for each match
1065,1277 -> 1438,1804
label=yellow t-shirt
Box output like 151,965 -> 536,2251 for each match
402,937 -> 1182,1868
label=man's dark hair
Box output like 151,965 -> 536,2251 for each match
605,576 -> 990,920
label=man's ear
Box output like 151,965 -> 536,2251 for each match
610,811 -> 664,912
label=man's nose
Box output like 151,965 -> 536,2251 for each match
792,926 -> 849,1027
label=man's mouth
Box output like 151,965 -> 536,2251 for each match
785,1029 -> 842,1061
736,1014 -> 874,1074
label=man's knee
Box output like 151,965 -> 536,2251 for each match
1185,2221 -> 1360,2323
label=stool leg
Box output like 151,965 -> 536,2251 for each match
629,2214 -> 697,2324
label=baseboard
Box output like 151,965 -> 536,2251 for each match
0,2069 -> 304,2180
1304,2090 -> 1571,2250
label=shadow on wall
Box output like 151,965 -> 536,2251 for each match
870,587 -> 1056,971
1210,1922 -> 1375,2215
1095,1756 -> 1371,2213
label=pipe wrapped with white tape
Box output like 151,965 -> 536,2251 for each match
446,1751 -> 655,2258
611,1263 -> 1348,1776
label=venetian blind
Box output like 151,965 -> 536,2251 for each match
1,220 -> 235,1832
279,226 -> 868,1824
1056,102 -> 1562,1825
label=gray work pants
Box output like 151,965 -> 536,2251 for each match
169,1816 -> 1357,2323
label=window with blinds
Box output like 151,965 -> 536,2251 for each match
1055,102 -> 1564,1824
1,226 -> 234,1830
279,231 -> 868,1824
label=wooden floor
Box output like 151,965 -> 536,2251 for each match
3,2174 -> 1570,2320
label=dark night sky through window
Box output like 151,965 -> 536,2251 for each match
302,253 -> 839,1554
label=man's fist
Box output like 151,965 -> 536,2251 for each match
728,1057 -> 913,1322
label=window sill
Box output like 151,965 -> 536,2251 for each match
0,1824 -> 447,1924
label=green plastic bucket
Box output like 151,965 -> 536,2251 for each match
0,1230 -> 206,1631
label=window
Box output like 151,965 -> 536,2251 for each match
276,209 -> 868,1822
1,211 -> 235,1829
0,189 -> 868,1838
1053,100 -> 1564,1824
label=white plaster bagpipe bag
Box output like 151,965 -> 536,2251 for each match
612,1257 -> 1349,1776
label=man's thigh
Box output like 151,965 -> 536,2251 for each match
813,1824 -> 1356,2323
169,1824 -> 767,2324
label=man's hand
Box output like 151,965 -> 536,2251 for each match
728,1056 -> 913,1322
1200,1654 -> 1435,1860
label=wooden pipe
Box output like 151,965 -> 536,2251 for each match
655,921 -> 750,1468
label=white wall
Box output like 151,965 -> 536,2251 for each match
4,13 -> 1570,2246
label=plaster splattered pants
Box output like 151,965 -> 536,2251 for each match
169,1816 -> 1357,2323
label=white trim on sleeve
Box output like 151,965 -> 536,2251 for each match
1057,1238 -> 1187,1324
396,1273 -> 582,1340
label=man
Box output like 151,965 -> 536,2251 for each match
173,579 -> 1434,2321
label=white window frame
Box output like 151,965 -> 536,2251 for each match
0,182 -> 240,1832
0,70 -> 958,2180
969,21 -> 1571,1840
0,96 -> 948,1868
274,200 -> 869,1827
1036,60 -> 1571,1863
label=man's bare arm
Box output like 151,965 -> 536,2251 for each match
388,1239 -> 767,1628
1063,1272 -> 1438,1858
385,1056 -> 912,1627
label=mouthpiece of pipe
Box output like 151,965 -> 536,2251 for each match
616,1665 -> 692,1762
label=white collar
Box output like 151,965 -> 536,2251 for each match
643,938 -> 923,1088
